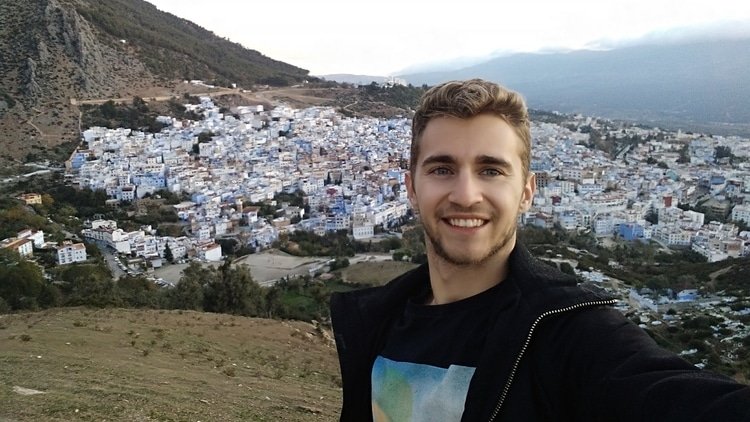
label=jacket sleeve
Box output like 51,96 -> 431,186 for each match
541,307 -> 750,422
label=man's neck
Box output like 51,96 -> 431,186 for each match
425,243 -> 514,305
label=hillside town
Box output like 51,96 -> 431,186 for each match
50,97 -> 750,262
5,97 -> 750,291
2,94 -> 750,373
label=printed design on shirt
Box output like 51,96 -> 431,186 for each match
372,355 -> 476,422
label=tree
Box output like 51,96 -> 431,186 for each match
203,262 -> 264,316
132,96 -> 149,112
391,183 -> 401,197
715,146 -> 732,160
100,100 -> 117,119
0,249 -> 46,310
169,263 -> 205,310
164,243 -> 174,263
560,262 -> 576,275
263,285 -> 285,318
309,283 -> 329,317
56,264 -> 118,307
329,257 -> 350,271
676,274 -> 698,291
197,130 -> 215,143
117,275 -> 159,308
676,145 -> 690,163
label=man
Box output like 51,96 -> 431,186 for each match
330,79 -> 750,421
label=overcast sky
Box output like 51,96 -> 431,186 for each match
146,0 -> 750,76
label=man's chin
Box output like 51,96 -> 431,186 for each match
434,249 -> 493,266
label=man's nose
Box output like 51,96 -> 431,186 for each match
448,173 -> 483,208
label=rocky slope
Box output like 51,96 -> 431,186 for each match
0,0 -> 309,164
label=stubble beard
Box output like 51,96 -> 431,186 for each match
422,213 -> 518,267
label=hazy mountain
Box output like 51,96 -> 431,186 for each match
318,74 -> 391,85
401,39 -> 750,133
0,0 -> 310,162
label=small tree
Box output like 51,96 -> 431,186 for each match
164,243 -> 174,264
560,262 -> 576,275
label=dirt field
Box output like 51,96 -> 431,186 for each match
152,250 -> 418,288
234,251 -> 328,286
153,250 -> 328,286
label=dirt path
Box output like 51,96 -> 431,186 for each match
706,265 -> 734,290
70,88 -> 243,105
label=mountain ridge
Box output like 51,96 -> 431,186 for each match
401,38 -> 750,135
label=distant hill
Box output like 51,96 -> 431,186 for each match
319,74 -> 391,85
0,0 -> 310,163
1,307 -> 341,421
402,39 -> 750,135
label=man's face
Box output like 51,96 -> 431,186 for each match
406,114 -> 535,266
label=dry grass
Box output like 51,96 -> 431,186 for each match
0,308 -> 341,421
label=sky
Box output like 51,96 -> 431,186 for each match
146,0 -> 750,76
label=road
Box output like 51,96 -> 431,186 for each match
95,243 -> 125,279
0,164 -> 64,185
70,87 -> 266,106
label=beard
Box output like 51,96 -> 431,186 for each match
421,210 -> 518,267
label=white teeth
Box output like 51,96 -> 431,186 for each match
448,218 -> 485,228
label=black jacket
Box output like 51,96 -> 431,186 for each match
330,244 -> 750,421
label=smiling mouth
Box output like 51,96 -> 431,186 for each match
446,218 -> 487,228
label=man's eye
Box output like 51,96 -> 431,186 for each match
481,169 -> 502,176
429,167 -> 452,176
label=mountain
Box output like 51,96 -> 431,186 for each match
0,0 -> 310,164
319,74 -> 391,85
401,39 -> 750,135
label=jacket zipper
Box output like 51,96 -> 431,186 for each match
488,298 -> 618,422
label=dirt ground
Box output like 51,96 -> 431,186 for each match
234,251 -> 328,286
0,308 -> 341,421
153,250 -> 327,286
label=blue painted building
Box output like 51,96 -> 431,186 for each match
619,223 -> 645,241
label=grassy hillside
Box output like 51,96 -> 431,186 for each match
0,308 -> 341,421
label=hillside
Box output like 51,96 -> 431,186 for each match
0,0 -> 309,164
0,308 -> 341,421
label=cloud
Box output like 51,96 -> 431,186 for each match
586,20 -> 750,50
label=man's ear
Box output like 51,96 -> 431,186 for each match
520,172 -> 536,212
405,171 -> 417,208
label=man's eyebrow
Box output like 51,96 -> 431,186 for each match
421,154 -> 456,166
420,154 -> 514,170
476,155 -> 513,169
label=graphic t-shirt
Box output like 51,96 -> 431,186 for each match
371,279 -> 514,422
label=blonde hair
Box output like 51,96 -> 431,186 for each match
411,79 -> 531,178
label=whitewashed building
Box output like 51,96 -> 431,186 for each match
57,242 -> 87,265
